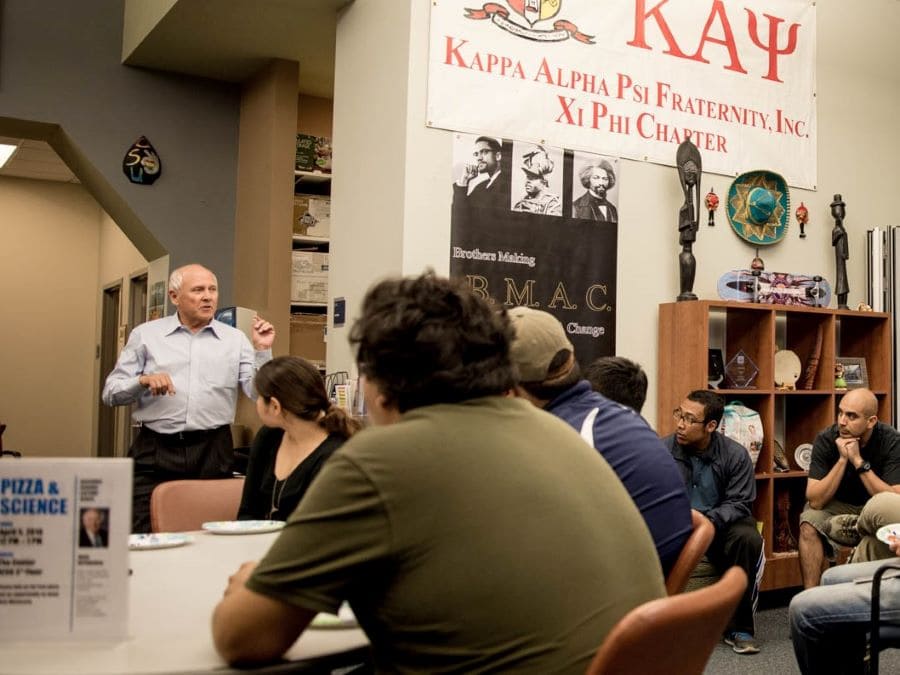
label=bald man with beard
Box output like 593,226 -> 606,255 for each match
798,388 -> 900,588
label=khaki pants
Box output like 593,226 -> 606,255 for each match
851,491 -> 900,563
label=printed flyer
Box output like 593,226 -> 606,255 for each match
0,458 -> 132,640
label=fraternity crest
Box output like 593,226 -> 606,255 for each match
464,1 -> 593,43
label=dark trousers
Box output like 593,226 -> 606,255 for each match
706,516 -> 764,635
129,425 -> 234,533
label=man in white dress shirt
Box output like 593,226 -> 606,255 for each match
102,264 -> 274,532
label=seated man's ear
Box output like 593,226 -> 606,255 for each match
706,419 -> 718,433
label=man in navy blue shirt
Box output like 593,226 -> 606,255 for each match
508,307 -> 691,576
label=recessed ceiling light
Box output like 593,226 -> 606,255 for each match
0,143 -> 19,169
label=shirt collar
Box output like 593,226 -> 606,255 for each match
161,313 -> 220,338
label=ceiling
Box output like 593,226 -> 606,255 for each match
0,0 -> 348,183
123,0 -> 349,99
0,138 -> 78,183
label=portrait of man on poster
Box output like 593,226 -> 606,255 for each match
511,142 -> 562,216
452,134 -> 510,211
572,153 -> 619,223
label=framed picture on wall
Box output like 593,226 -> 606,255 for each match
836,357 -> 868,390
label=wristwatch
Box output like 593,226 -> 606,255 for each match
857,461 -> 872,475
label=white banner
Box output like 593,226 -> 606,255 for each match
428,0 -> 817,189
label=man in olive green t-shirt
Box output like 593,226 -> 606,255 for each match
212,273 -> 665,673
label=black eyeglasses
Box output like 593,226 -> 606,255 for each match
673,409 -> 704,426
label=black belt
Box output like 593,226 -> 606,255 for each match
142,426 -> 228,444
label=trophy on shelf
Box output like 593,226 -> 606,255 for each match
723,350 -> 759,389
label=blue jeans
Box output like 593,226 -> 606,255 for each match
790,557 -> 900,674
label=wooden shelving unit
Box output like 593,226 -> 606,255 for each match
658,300 -> 892,590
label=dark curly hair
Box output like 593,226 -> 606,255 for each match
349,272 -> 517,413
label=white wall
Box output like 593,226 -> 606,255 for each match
331,2 -> 900,429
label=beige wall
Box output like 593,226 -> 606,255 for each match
298,95 -> 333,137
328,2 -> 900,429
0,177 -> 146,458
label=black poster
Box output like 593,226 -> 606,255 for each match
449,134 -> 618,366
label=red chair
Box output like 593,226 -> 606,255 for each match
149,478 -> 245,532
586,566 -> 747,675
665,509 -> 715,595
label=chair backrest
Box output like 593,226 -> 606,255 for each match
665,509 -> 716,595
150,478 -> 245,533
586,566 -> 747,675
870,561 -> 900,674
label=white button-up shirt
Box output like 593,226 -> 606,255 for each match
101,315 -> 272,433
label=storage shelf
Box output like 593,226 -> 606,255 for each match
294,169 -> 331,184
658,301 -> 893,591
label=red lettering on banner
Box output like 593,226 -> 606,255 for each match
627,1 -> 801,82
443,36 -> 526,79
627,0 -> 690,58
689,1 -> 747,75
636,112 -> 727,153
445,36 -> 468,66
747,10 -> 800,83
534,59 -> 611,96
556,96 -> 583,127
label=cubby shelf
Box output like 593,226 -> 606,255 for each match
658,300 -> 892,590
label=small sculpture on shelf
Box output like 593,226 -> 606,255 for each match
774,490 -> 798,552
796,201 -> 809,239
705,187 -> 719,226
831,194 -> 850,309
834,362 -> 847,391
676,136 -> 702,301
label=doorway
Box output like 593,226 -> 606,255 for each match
97,283 -> 121,457
120,273 -> 149,450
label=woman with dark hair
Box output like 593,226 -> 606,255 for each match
237,356 -> 361,521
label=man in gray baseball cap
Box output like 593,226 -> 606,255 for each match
508,306 -> 691,575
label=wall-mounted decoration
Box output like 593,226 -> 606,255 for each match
449,131 -> 617,363
796,201 -> 809,239
705,187 -> 719,227
726,170 -> 790,245
123,136 -> 162,185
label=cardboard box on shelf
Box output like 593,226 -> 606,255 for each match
291,250 -> 329,303
289,313 -> 326,368
295,134 -> 332,173
293,195 -> 331,237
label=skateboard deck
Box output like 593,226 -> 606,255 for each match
717,270 -> 832,307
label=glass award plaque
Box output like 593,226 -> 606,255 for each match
724,349 -> 759,389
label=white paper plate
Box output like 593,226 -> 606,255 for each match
794,443 -> 813,471
877,523 -> 900,544
128,533 -> 194,550
310,602 -> 358,629
201,520 -> 286,535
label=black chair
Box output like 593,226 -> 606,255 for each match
869,561 -> 900,673
0,423 -> 20,458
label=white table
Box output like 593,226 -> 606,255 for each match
0,530 -> 369,674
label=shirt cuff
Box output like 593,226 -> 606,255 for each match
254,349 -> 273,367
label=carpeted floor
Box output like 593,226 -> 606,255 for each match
704,588 -> 900,674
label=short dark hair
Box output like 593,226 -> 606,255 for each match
686,389 -> 724,426
349,272 -> 517,413
255,356 -> 360,439
475,136 -> 502,154
584,356 -> 648,413
518,350 -> 581,402
578,160 -> 616,190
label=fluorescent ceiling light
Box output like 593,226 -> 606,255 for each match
0,143 -> 19,169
